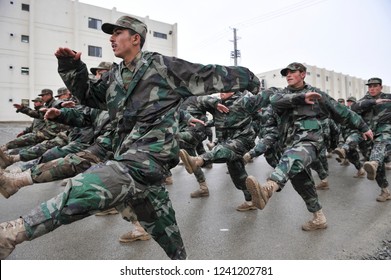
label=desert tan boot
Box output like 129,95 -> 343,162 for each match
302,209 -> 327,231
376,187 -> 391,202
0,170 -> 33,198
190,181 -> 209,198
363,161 -> 379,180
315,179 -> 329,190
0,218 -> 28,259
179,149 -> 203,174
119,221 -> 151,243
245,176 -> 277,210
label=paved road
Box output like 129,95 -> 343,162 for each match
0,122 -> 390,260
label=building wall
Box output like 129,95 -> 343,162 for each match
0,0 -> 178,121
257,63 -> 390,101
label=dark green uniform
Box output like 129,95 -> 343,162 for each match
20,51 -> 260,260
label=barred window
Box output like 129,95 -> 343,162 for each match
88,45 -> 102,57
21,35 -> 29,43
88,17 -> 102,30
153,31 -> 167,39
21,3 -> 29,11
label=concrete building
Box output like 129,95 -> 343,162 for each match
257,63 -> 390,101
0,0 -> 178,121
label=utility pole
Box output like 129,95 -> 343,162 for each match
230,28 -> 240,66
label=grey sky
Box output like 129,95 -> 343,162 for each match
81,0 -> 391,86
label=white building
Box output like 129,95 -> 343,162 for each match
257,63 -> 390,101
0,0 -> 178,121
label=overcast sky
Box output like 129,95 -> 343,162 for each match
80,0 -> 391,86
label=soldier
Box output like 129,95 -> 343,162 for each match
351,78 -> 391,202
0,15 -> 260,260
13,97 -> 45,139
245,62 -> 373,231
0,89 -> 63,153
89,61 -> 112,80
333,96 -> 369,179
179,90 -> 271,211
176,96 -> 210,197
0,107 -> 151,244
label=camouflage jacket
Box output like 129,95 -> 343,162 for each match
55,106 -> 111,145
58,51 -> 260,179
17,103 -> 68,138
17,105 -> 46,134
196,90 -> 270,143
351,92 -> 391,140
249,105 -> 281,158
271,83 -> 369,150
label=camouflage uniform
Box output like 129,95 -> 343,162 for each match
269,83 -> 370,213
247,105 -> 281,168
351,91 -> 391,189
29,110 -> 113,183
3,105 -> 63,151
176,96 -> 209,185
18,47 -> 259,260
193,90 -> 270,201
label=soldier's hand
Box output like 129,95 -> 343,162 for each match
16,131 -> 24,137
375,99 -> 391,104
305,92 -> 321,104
54,47 -> 81,60
217,103 -> 229,113
220,92 -> 235,101
61,101 -> 76,108
188,118 -> 205,127
243,153 -> 252,164
44,108 -> 61,120
13,104 -> 24,110
363,129 -> 374,141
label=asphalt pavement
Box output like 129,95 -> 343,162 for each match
0,122 -> 390,260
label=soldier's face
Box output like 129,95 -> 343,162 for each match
285,70 -> 305,88
368,84 -> 382,97
110,28 -> 138,61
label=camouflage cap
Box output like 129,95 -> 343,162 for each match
365,77 -> 382,86
38,88 -> 53,96
101,16 -> 147,40
337,98 -> 345,102
347,96 -> 357,102
90,61 -> 113,75
31,97 -> 43,102
280,62 -> 307,76
55,87 -> 69,97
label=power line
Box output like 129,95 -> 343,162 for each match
197,0 -> 328,49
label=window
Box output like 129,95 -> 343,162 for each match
153,31 -> 167,39
307,72 -> 311,76
21,3 -> 29,11
21,67 -> 29,75
316,74 -> 320,78
88,17 -> 102,30
326,76 -> 329,82
88,45 -> 102,57
21,35 -> 29,43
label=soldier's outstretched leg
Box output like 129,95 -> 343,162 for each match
0,161 -> 186,260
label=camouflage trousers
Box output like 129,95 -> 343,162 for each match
369,139 -> 391,189
178,130 -> 206,184
22,160 -> 186,260
30,150 -> 102,183
310,146 -> 328,180
269,142 -> 322,213
5,131 -> 49,150
19,133 -> 69,161
202,137 -> 254,201
341,132 -> 370,170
